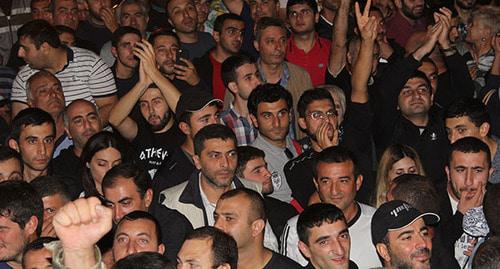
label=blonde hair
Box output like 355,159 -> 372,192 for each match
373,144 -> 425,208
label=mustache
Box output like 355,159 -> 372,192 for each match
410,248 -> 430,259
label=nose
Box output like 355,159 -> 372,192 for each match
208,115 -> 218,124
18,47 -> 25,58
38,141 -> 47,155
127,242 -> 138,255
214,218 -> 225,232
329,239 -> 345,256
465,169 -> 474,187
220,155 -> 229,168
263,168 -> 272,179
114,206 -> 124,223
330,181 -> 340,196
414,231 -> 428,250
448,130 -> 458,144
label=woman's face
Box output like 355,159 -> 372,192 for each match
466,17 -> 491,44
88,147 -> 122,187
388,157 -> 418,181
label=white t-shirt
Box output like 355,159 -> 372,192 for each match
281,203 -> 382,268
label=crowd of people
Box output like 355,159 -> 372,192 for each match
0,0 -> 499,268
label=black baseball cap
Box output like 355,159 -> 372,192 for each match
371,200 -> 440,245
175,92 -> 223,122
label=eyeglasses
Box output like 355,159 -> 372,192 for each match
288,9 -> 313,19
307,110 -> 337,120
224,27 -> 245,37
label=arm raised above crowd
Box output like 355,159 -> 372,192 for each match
351,0 -> 377,104
328,0 -> 351,77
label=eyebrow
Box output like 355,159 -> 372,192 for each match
397,230 -> 414,239
118,197 -> 132,203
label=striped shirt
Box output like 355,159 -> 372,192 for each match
12,46 -> 117,105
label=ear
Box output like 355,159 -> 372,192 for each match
346,51 -> 353,66
227,82 -> 239,95
376,243 -> 391,263
24,215 -> 39,237
111,46 -> 118,58
254,39 -> 260,52
8,139 -> 20,153
251,219 -> 266,237
298,117 -> 307,130
144,188 -> 153,209
445,165 -> 451,182
179,122 -> 191,136
168,18 -> 173,27
65,126 -> 73,139
298,241 -> 312,259
479,122 -> 490,138
250,114 -> 259,128
157,243 -> 165,255
40,42 -> 51,54
213,31 -> 221,43
313,177 -> 319,191
193,154 -> 202,170
355,174 -> 363,192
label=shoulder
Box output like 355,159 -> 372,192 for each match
286,62 -> 309,75
161,181 -> 190,203
285,150 -> 315,172
268,251 -> 303,268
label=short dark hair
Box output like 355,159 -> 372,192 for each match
402,71 -> 432,93
112,252 -> 172,269
483,184 -> 500,236
17,19 -> 61,49
255,17 -> 287,42
235,146 -> 265,178
213,13 -> 244,33
102,163 -> 151,199
286,0 -> 318,15
297,88 -> 335,118
0,180 -> 43,236
221,54 -> 254,88
472,236 -> 500,269
148,29 -> 180,46
185,226 -> 238,269
111,26 -> 142,48
8,108 -> 55,143
219,188 -> 266,222
247,83 -> 293,116
391,174 -> 440,215
0,146 -> 23,172
448,137 -> 491,168
193,124 -> 237,156
116,211 -> 162,245
312,146 -> 359,179
54,24 -> 76,37
297,203 -> 347,245
445,97 -> 490,131
30,175 -> 72,201
22,236 -> 57,257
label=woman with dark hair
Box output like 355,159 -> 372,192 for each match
81,131 -> 126,197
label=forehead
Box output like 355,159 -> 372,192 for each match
245,157 -> 266,170
67,102 -> 97,117
153,35 -> 179,47
122,3 -> 142,13
289,2 -> 313,11
450,150 -> 489,165
387,218 -> 425,241
201,138 -> 236,152
168,0 -> 194,11
317,160 -> 354,177
105,177 -> 139,196
21,122 -> 54,137
55,0 -> 77,8
308,220 -> 348,242
257,99 -> 288,112
119,33 -> 141,44
32,0 -> 51,8
306,99 -> 334,111
31,74 -> 60,88
260,26 -> 286,39
235,63 -> 257,77
222,19 -> 245,28
140,88 -> 166,102
217,195 -> 250,212
117,218 -> 156,236
403,77 -> 429,88
446,116 -> 475,127
19,36 -> 36,47
0,215 -> 21,229
180,238 -> 213,258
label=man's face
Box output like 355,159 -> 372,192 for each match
446,151 -> 491,201
194,0 -> 209,26
455,0 -> 477,10
113,33 -> 140,70
299,220 -> 351,269
59,32 -> 76,47
32,0 -> 53,23
249,0 -> 279,22
397,77 -> 432,120
18,37 -> 46,70
288,3 -> 318,36
445,116 -> 485,144
42,193 -> 69,223
370,10 -> 387,41
215,19 -> 244,55
177,238 -> 216,269
103,177 -> 152,224
0,158 -> 23,182
232,63 -> 261,100
241,157 -> 273,195
28,75 -> 65,117
417,62 -> 438,95
153,35 -> 179,76
194,138 -> 237,188
11,123 -> 55,174
251,99 -> 290,145
113,219 -> 164,262
214,195 -> 255,249
66,101 -> 102,149
87,0 -> 111,20
183,105 -> 220,139
255,26 -> 287,66
0,216 -> 32,263
400,0 -> 424,20
314,161 -> 361,212
167,0 -> 198,34
120,3 -> 148,35
298,99 -> 338,142
52,0 -> 79,30
139,88 -> 172,132
383,218 -> 432,269
22,247 -> 52,269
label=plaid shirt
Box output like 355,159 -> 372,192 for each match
220,104 -> 257,146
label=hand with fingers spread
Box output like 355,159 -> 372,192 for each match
457,182 -> 486,215
174,58 -> 201,86
434,7 -> 453,49
100,7 -> 119,33
316,121 -> 339,150
133,40 -> 159,76
412,21 -> 444,61
355,0 -> 378,42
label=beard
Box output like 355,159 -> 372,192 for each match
388,246 -> 431,269
456,0 -> 476,10
148,111 -> 171,132
402,5 -> 424,20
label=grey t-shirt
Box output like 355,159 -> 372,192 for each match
180,31 -> 215,60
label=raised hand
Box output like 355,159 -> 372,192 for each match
434,7 -> 453,49
457,182 -> 486,215
412,21 -> 443,60
174,58 -> 201,86
355,0 -> 378,42
100,7 -> 119,33
133,40 -> 160,79
316,121 -> 339,150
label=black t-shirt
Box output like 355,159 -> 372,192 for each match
51,146 -> 84,199
325,67 -> 352,101
76,20 -> 113,51
131,119 -> 185,179
263,252 -> 302,269
112,66 -> 139,99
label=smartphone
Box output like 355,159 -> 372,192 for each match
175,49 -> 189,67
